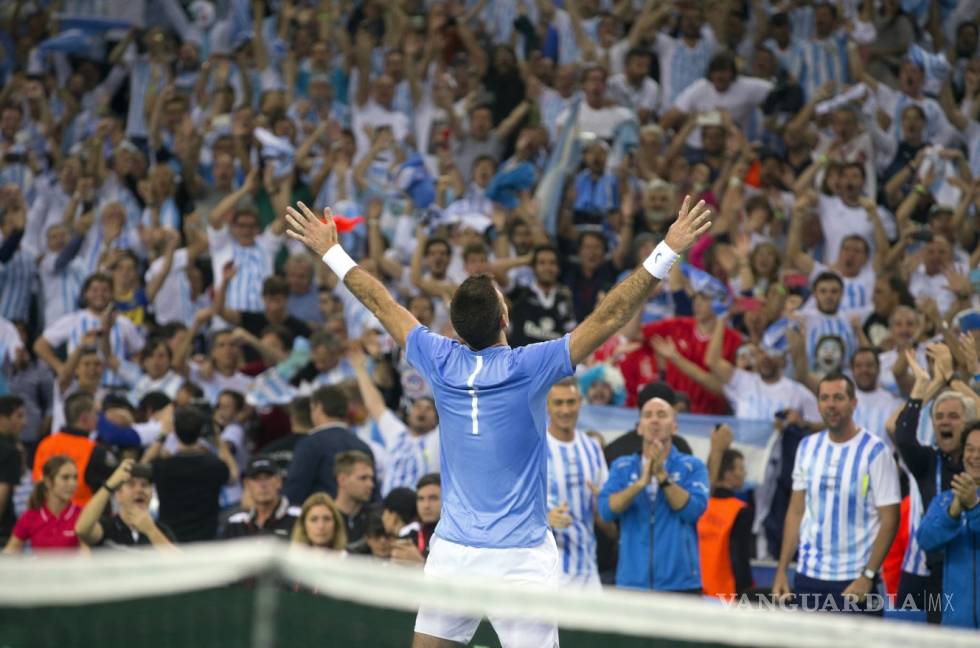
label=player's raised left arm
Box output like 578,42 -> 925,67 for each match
568,197 -> 711,365
285,202 -> 420,348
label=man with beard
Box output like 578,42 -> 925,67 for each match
507,246 -> 577,348
850,348 -> 905,447
797,271 -> 859,374
704,316 -> 820,425
772,374 -> 900,615
894,346 -> 976,622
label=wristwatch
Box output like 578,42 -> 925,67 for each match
658,475 -> 673,489
861,567 -> 877,581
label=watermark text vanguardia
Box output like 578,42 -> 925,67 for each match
718,593 -> 956,613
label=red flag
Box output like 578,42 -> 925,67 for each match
321,214 -> 364,233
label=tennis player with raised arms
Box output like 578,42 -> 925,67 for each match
284,196 -> 711,648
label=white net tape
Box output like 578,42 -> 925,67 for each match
1,539 -> 977,648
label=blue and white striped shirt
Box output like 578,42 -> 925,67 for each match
853,387 -> 905,449
208,225 -> 283,313
801,309 -> 858,372
0,249 -> 35,323
547,429 -> 608,583
797,32 -> 850,102
41,309 -> 145,388
39,255 -> 87,329
807,262 -> 875,315
792,428 -> 901,581
654,28 -> 719,105
901,470 -> 930,577
377,410 -> 440,496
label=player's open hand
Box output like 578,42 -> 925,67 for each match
664,195 -> 712,254
285,201 -> 339,257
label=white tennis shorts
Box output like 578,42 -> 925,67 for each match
414,532 -> 561,648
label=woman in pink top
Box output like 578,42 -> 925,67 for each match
3,455 -> 82,553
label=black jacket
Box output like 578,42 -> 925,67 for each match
283,425 -> 376,504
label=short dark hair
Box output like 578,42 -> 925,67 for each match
137,392 -> 172,418
707,51 -> 737,78
309,329 -> 341,352
65,392 -> 95,427
424,237 -> 451,256
719,448 -> 744,479
841,234 -> 870,256
334,450 -> 373,478
218,389 -> 245,412
818,372 -> 856,400
260,324 -> 294,349
850,346 -> 880,368
578,230 -> 608,253
0,395 -> 24,418
262,275 -> 289,297
311,385 -> 348,420
416,473 -> 441,491
450,274 -> 503,350
289,396 -> 312,429
531,244 -> 559,267
174,406 -> 210,445
625,47 -> 651,63
81,273 -> 113,300
462,242 -> 488,262
813,271 -> 844,290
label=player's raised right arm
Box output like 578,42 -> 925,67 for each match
568,196 -> 711,366
285,202 -> 420,348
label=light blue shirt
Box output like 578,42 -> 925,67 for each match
406,326 -> 574,548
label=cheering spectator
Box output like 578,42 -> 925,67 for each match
916,421 -> 980,628
75,458 -> 175,550
4,455 -> 80,553
222,457 -> 298,541
384,487 -> 423,564
291,492 -> 347,552
349,344 -> 438,495
599,397 -> 709,592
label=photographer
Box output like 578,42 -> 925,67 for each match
75,458 -> 175,550
142,406 -> 238,542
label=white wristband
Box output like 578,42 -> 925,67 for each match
322,245 -> 357,281
642,240 -> 679,279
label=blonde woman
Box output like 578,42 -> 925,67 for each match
291,492 -> 348,551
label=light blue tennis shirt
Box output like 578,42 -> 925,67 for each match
406,325 -> 574,549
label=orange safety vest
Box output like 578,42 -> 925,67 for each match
697,496 -> 747,598
32,432 -> 96,506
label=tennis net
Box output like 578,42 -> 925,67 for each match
0,540 -> 976,648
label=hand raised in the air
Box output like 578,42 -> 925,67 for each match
664,195 -> 712,254
285,202 -> 339,257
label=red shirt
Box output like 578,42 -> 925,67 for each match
618,317 -> 742,414
12,503 -> 82,551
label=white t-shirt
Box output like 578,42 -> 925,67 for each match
672,77 -> 773,146
188,362 -> 254,405
816,195 -> 876,267
351,100 -> 411,159
554,102 -> 636,142
42,309 -> 145,388
908,260 -> 969,317
145,248 -> 195,328
723,368 -> 820,422
607,74 -> 661,117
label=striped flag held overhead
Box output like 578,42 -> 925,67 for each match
535,99 -> 582,237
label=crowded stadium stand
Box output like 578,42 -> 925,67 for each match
1,0 -> 980,644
